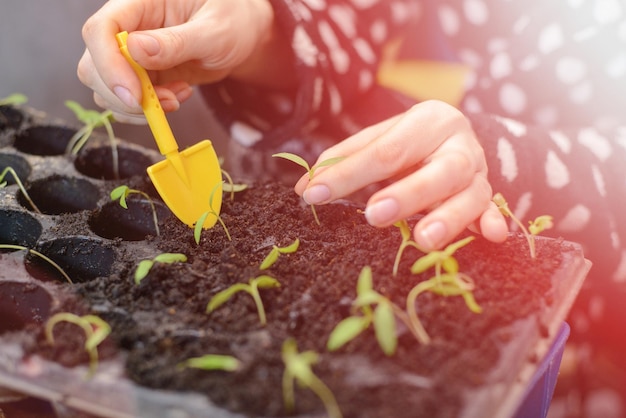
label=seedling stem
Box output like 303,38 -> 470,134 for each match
0,167 -> 41,213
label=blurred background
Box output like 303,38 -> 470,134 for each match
0,0 -> 228,155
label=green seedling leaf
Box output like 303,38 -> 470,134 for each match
410,236 -> 474,275
253,275 -> 281,289
0,93 -> 27,106
309,156 -> 346,178
178,354 -> 241,372
356,265 -> 373,295
529,215 -> 553,235
329,266 -> 415,353
110,185 -> 160,235
327,316 -> 370,351
154,253 -> 188,264
272,152 -> 311,172
259,238 -> 300,270
374,302 -> 397,356
194,212 -> 210,244
441,256 -> 459,274
410,252 -> 440,274
206,283 -> 249,313
110,185 -> 129,208
134,253 -> 187,284
260,248 -> 280,270
353,289 -> 382,308
134,260 -> 154,284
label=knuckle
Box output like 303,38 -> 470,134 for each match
372,139 -> 407,168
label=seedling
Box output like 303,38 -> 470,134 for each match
407,236 -> 481,344
177,354 -> 241,372
134,252 -> 188,285
282,338 -> 342,418
45,313 -> 111,377
110,185 -> 160,236
392,219 -> 425,276
0,166 -> 41,213
206,275 -> 281,325
221,168 -> 248,201
260,238 -> 300,270
0,244 -> 72,284
493,193 -> 553,259
194,182 -> 230,244
65,100 -> 120,179
327,266 -> 425,354
272,152 -> 345,225
0,93 -> 27,106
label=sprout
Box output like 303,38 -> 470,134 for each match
282,338 -> 342,418
493,193 -> 553,259
45,313 -> 111,377
110,185 -> 160,236
65,100 -> 119,179
407,236 -> 480,345
194,181 -> 230,244
206,275 -> 281,325
327,266 -> 420,354
134,253 -> 188,285
272,152 -> 345,225
392,219 -> 424,276
260,238 -> 300,270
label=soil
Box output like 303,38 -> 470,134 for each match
0,104 -> 585,418
25,182 -> 569,418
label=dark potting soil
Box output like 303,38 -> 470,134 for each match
22,180 -> 569,418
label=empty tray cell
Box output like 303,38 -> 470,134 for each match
0,281 -> 52,334
19,175 -> 101,215
0,209 -> 42,248
32,236 -> 116,283
74,145 -> 152,180
13,125 -> 76,156
90,199 -> 171,241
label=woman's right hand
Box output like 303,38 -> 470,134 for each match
294,100 -> 509,251
77,0 -> 292,123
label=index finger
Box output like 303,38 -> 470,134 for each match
80,0 -> 165,108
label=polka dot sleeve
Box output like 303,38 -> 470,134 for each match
199,0 -> 420,150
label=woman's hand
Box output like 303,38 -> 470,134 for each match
77,0 -> 292,123
295,100 -> 509,250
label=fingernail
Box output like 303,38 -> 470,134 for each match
134,33 -> 160,56
303,185 -> 331,205
417,221 -> 447,250
113,86 -> 139,109
365,198 -> 399,226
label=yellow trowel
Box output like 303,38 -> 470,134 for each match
116,31 -> 222,229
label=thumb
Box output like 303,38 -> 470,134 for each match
126,19 -> 255,72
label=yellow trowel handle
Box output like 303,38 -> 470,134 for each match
115,31 -> 178,157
